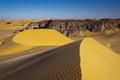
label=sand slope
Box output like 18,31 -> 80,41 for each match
0,38 -> 33,57
80,38 -> 120,80
13,29 -> 73,46
93,32 -> 120,53
0,41 -> 81,80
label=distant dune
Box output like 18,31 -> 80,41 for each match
0,20 -> 31,29
13,29 -> 73,46
80,38 -> 120,80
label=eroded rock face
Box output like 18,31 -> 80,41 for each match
26,19 -> 120,37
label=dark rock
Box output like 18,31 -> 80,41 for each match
117,24 -> 120,29
6,22 -> 12,24
26,19 -> 120,37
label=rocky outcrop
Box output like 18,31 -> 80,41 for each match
26,19 -> 120,37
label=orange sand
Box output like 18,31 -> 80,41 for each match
13,29 -> 73,46
80,38 -> 120,80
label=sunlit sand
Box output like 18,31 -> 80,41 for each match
80,38 -> 120,80
0,41 -> 3,45
13,29 -> 73,46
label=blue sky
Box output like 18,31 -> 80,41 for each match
0,0 -> 120,19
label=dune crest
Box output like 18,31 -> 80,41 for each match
13,29 -> 73,46
80,38 -> 120,80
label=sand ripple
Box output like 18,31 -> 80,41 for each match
1,41 -> 81,80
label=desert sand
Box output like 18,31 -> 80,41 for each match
0,41 -> 81,80
0,28 -> 120,80
0,29 -> 73,60
93,32 -> 120,54
13,29 -> 73,46
0,29 -> 80,80
0,20 -> 30,29
80,38 -> 120,80
0,38 -> 32,57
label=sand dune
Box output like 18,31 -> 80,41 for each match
0,28 -> 120,80
80,38 -> 120,80
0,29 -> 73,57
0,20 -> 30,29
0,41 -> 81,80
1,37 -> 120,80
0,29 -> 80,80
0,29 -> 33,57
93,32 -> 120,53
13,29 -> 73,46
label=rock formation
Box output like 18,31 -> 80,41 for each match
26,19 -> 120,37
